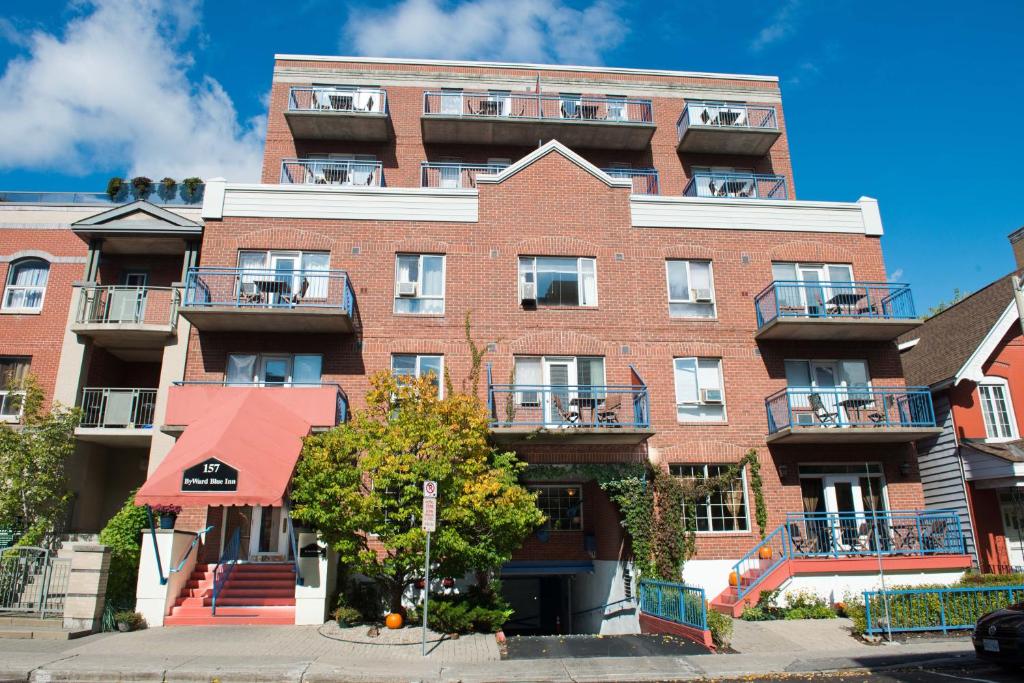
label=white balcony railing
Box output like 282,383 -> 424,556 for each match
280,159 -> 383,187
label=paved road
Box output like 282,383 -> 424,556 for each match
505,634 -> 708,659
713,662 -> 1021,682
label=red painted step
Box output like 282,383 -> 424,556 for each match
164,606 -> 295,626
164,562 -> 297,626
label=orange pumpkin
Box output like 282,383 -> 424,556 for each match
385,612 -> 403,629
728,571 -> 738,587
758,546 -> 773,560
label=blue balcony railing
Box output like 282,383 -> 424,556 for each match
733,510 -> 964,601
601,168 -> 660,195
280,159 -> 383,187
638,580 -> 707,631
755,281 -> 917,327
183,267 -> 354,315
766,386 -> 937,434
423,91 -> 654,124
682,172 -> 787,199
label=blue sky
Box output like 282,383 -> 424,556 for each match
0,0 -> 1021,310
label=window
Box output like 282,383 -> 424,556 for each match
771,262 -> 854,314
666,260 -> 715,318
606,96 -> 627,121
784,359 -> 871,426
0,357 -> 29,420
513,356 -> 606,407
670,464 -> 749,532
673,358 -> 725,422
392,354 -> 443,394
394,254 -> 445,314
980,379 -> 1017,440
440,88 -> 463,115
519,257 -> 597,307
238,250 -> 331,300
559,93 -> 582,118
3,259 -> 49,312
529,484 -> 583,530
225,353 -> 322,386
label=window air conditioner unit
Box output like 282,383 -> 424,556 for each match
521,282 -> 537,305
397,281 -> 418,297
692,288 -> 713,303
701,388 -> 723,404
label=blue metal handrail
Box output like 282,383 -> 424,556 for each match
637,579 -> 707,630
600,168 -> 660,195
682,172 -> 787,199
487,383 -> 651,429
755,280 -> 917,327
280,159 -> 383,187
167,525 -> 214,582
288,86 -> 387,114
423,91 -> 654,123
677,101 -> 778,135
211,527 -> 240,616
183,267 -> 355,315
863,585 -> 1024,635
765,385 -> 937,433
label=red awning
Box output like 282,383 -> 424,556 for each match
136,389 -> 313,508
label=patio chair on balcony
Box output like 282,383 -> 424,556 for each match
867,395 -> 895,426
239,281 -> 264,305
788,523 -> 816,554
597,399 -> 621,425
284,278 -> 309,307
551,394 -> 580,425
923,519 -> 949,552
808,393 -> 839,426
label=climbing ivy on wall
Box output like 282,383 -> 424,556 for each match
528,449 -> 768,581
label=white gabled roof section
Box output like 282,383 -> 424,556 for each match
474,140 -> 632,189
955,301 -> 1018,385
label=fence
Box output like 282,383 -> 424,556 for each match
863,585 -> 1024,635
677,101 -> 778,137
76,286 -> 179,327
79,388 -> 157,429
487,383 -> 650,429
183,267 -> 355,315
766,386 -> 937,433
280,159 -> 383,187
423,91 -> 654,123
420,162 -> 508,188
682,172 -> 787,200
601,168 -> 660,195
0,547 -> 71,617
755,281 -> 917,327
288,87 -> 387,114
637,580 -> 708,631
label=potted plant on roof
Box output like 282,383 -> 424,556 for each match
153,504 -> 181,529
130,176 -> 153,201
106,177 -> 125,202
181,177 -> 204,204
157,177 -> 177,203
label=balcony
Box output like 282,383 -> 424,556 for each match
754,281 -> 920,340
280,159 -> 383,187
163,382 -> 348,433
676,101 -> 780,155
72,286 -> 179,360
75,387 -> 157,447
682,172 -> 787,200
179,267 -> 356,333
284,87 -> 389,141
765,386 -> 941,444
487,379 -> 653,444
421,91 -> 655,150
601,168 -> 660,195
420,162 -> 509,189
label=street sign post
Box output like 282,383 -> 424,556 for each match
421,481 -> 437,656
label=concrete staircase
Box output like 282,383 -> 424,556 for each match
164,563 -> 296,626
710,560 -> 794,617
0,616 -> 91,640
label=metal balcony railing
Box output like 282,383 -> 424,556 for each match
280,159 -> 383,187
79,388 -> 157,429
420,162 -> 508,188
287,87 -> 387,114
487,383 -> 650,429
183,267 -> 355,314
755,281 -> 917,327
677,101 -> 778,137
601,168 -> 660,195
172,381 -> 349,425
637,580 -> 707,631
682,172 -> 787,199
423,91 -> 654,124
76,286 -> 179,328
0,187 -> 204,206
765,386 -> 937,434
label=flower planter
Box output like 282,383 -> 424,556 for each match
117,622 -> 130,632
159,515 -> 176,530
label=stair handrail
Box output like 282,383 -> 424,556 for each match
732,522 -> 790,602
286,515 -> 304,586
166,525 -> 214,581
211,527 -> 241,616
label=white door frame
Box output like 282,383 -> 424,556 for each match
999,492 -> 1024,569
248,506 -> 289,561
543,357 -> 577,425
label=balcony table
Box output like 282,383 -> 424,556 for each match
478,101 -> 502,116
254,279 -> 291,305
827,292 -> 866,314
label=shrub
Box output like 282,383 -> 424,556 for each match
740,588 -> 836,621
958,572 -> 1024,587
706,608 -> 733,649
333,605 -> 363,627
112,610 -> 147,631
416,584 -> 512,634
98,491 -> 149,609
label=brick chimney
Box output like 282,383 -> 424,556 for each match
1010,226 -> 1024,268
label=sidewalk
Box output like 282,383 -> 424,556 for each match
0,623 -> 977,682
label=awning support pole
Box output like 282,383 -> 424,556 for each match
146,506 -> 168,585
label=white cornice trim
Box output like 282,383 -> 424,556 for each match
475,140 -> 632,189
954,301 -> 1019,386
898,338 -> 920,351
273,55 -> 780,83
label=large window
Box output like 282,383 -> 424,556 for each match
0,357 -> 29,420
979,378 -> 1017,441
513,356 -> 605,406
392,354 -> 443,394
3,259 -> 49,312
666,260 -> 715,318
519,256 -> 597,307
394,254 -> 445,314
670,464 -> 749,532
784,359 -> 870,425
238,250 -> 330,300
226,353 -> 322,386
529,484 -> 583,530
673,357 -> 725,422
771,262 -> 854,315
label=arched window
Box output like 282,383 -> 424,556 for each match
2,258 -> 50,312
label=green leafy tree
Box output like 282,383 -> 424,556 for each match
928,288 -> 966,317
0,375 -> 80,546
290,371 -> 544,613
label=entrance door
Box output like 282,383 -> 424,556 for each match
823,475 -> 865,551
248,506 -> 289,561
543,357 -> 577,425
270,252 -> 299,303
999,492 -> 1024,570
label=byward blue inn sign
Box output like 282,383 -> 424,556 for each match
181,457 -> 238,492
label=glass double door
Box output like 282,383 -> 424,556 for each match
801,474 -> 887,553
219,506 -> 290,561
772,263 -> 853,315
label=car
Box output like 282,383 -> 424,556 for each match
973,602 -> 1024,668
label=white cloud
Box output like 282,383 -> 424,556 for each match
750,0 -> 801,52
0,0 -> 263,182
342,0 -> 627,64
888,268 -> 904,282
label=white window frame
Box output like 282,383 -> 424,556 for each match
672,464 -> 751,534
665,260 -> 716,319
673,357 -> 726,423
391,354 -> 445,397
519,256 -> 598,308
393,253 -> 446,315
979,377 -> 1019,441
2,258 -> 49,313
0,357 -> 29,423
225,352 -> 323,387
